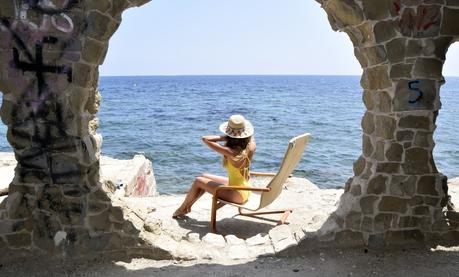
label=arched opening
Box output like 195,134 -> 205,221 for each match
434,41 -> 459,209
98,0 -> 362,196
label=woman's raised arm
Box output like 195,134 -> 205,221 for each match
202,135 -> 236,157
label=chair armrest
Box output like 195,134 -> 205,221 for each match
250,171 -> 277,177
214,186 -> 271,194
250,171 -> 293,178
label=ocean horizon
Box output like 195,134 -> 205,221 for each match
1,75 -> 458,194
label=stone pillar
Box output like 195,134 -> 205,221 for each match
0,0 -> 160,261
317,0 -> 459,246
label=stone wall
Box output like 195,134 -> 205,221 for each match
0,0 -> 166,262
317,0 -> 459,247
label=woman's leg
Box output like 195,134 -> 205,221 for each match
201,173 -> 228,185
173,176 -> 244,217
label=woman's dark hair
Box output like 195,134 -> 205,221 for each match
225,136 -> 251,154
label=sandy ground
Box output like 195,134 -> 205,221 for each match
1,246 -> 459,277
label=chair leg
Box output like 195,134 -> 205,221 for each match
210,195 -> 218,233
238,207 -> 293,225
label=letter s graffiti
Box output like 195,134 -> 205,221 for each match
408,80 -> 423,104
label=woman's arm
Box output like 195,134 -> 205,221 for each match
202,135 -> 236,157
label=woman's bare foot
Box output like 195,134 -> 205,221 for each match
172,207 -> 190,219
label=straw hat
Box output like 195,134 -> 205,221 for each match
219,115 -> 254,138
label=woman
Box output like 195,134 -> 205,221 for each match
173,114 -> 256,218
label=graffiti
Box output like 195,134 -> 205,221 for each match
396,4 -> 441,37
15,0 -> 77,34
408,80 -> 423,104
27,0 -> 76,15
13,37 -> 73,95
393,2 -> 401,14
416,6 -> 440,31
134,174 -> 148,196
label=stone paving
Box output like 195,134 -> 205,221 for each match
118,176 -> 459,261
122,178 -> 342,261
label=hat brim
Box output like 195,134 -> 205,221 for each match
219,120 -> 254,138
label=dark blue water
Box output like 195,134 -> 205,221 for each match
1,76 -> 458,194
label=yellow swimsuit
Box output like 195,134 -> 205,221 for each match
224,155 -> 251,203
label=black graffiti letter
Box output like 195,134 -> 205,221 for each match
408,80 -> 423,104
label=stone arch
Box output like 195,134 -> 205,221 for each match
0,0 -> 458,262
0,0 -> 169,262
314,0 -> 459,247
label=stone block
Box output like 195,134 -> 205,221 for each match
360,196 -> 379,214
394,80 -> 437,111
86,0 -> 112,13
82,39 -> 108,65
399,6 -> 441,38
246,233 -> 270,246
225,235 -> 245,245
361,112 -> 375,135
376,91 -> 392,113
269,225 -> 297,252
390,63 -> 413,79
73,62 -> 95,88
363,45 -> 387,65
363,0 -> 399,20
396,130 -> 414,141
406,40 -> 424,57
363,135 -> 374,157
367,175 -> 388,194
434,37 -> 454,60
403,147 -> 431,174
109,0 -> 131,20
353,156 -> 366,176
345,211 -> 362,230
324,0 -> 364,27
399,115 -> 432,130
361,65 -> 392,90
414,132 -> 432,148
86,11 -> 121,41
417,176 -> 438,195
375,115 -> 396,139
355,48 -> 369,68
413,206 -> 431,216
374,213 -> 397,232
376,163 -> 400,174
362,90 -> 373,110
361,217 -> 373,232
413,58 -> 443,79
408,196 -> 424,206
386,143 -> 403,161
441,8 -> 459,35
386,38 -> 407,63
424,196 -> 440,206
394,176 -> 416,197
202,233 -> 226,248
379,196 -> 408,213
374,21 -> 397,43
174,240 -> 199,260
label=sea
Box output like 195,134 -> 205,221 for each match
1,75 -> 458,194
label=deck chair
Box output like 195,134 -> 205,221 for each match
210,133 -> 311,233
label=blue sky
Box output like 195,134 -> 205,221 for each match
100,0 -> 459,76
